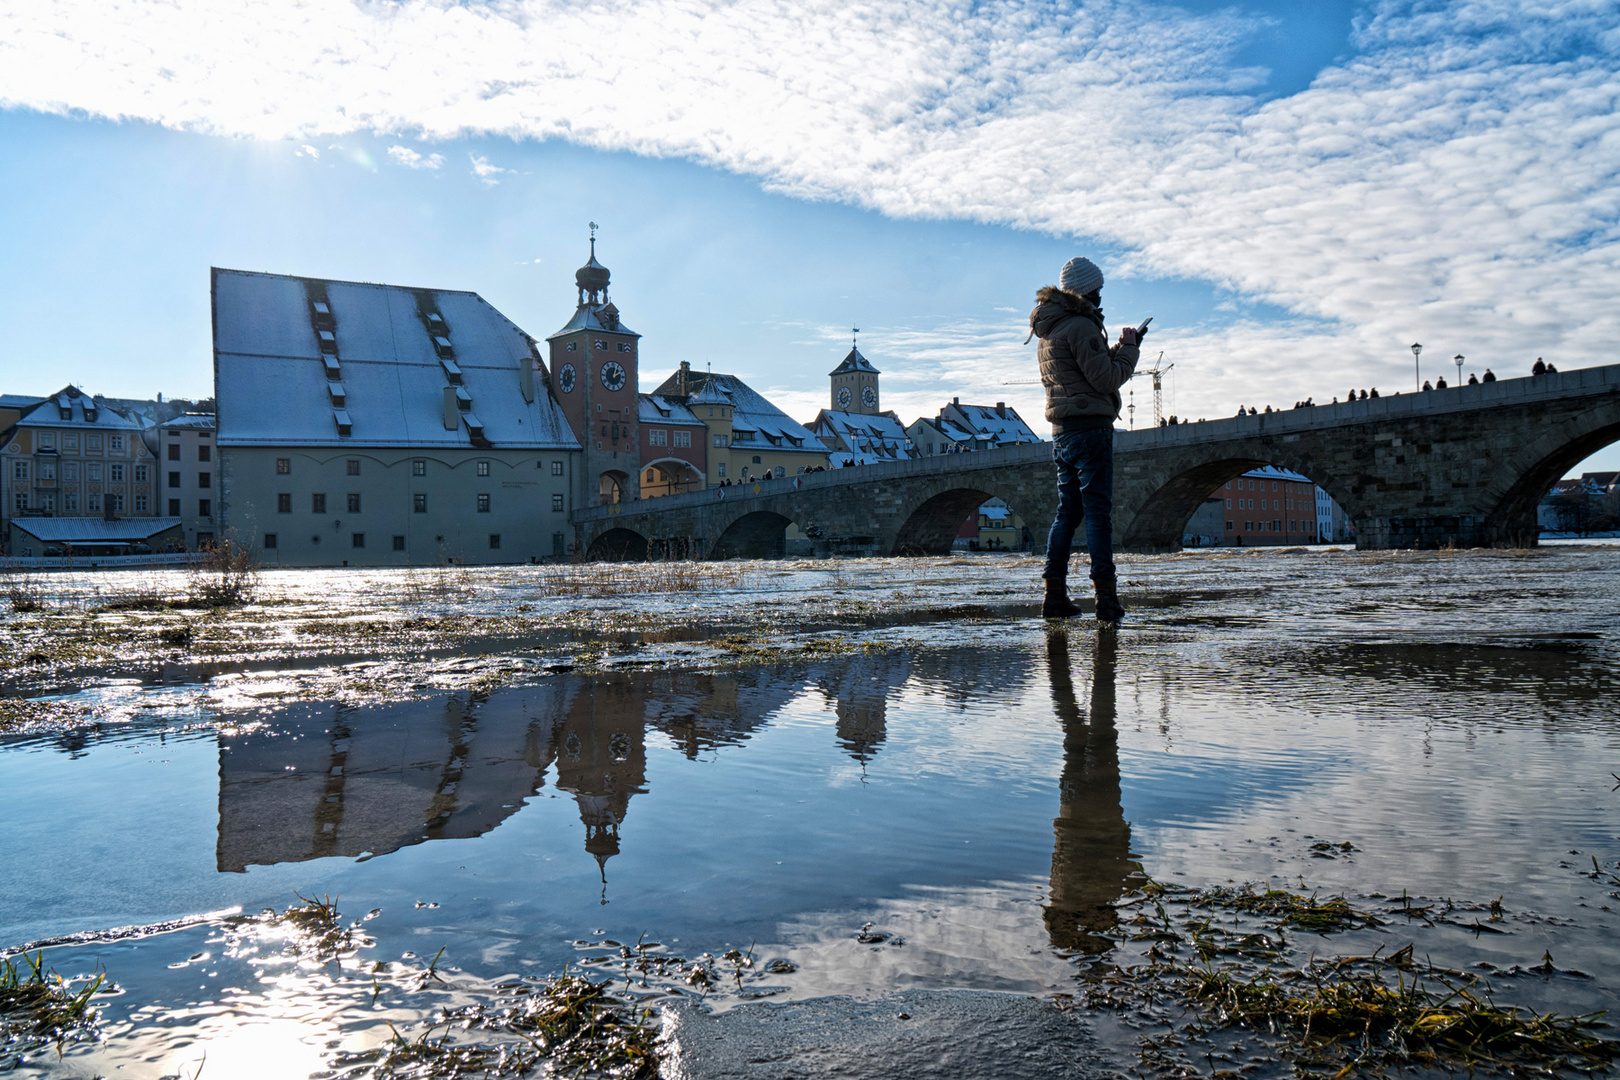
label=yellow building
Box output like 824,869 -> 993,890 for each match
650,362 -> 827,486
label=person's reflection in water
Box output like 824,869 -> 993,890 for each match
1044,627 -> 1140,953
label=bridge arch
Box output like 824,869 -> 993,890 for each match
586,527 -> 649,561
713,510 -> 797,559
1482,411 -> 1620,545
1118,455 -> 1354,552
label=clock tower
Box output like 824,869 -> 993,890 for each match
829,336 -> 880,415
547,228 -> 641,505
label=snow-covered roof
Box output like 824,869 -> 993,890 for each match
161,413 -> 217,430
212,269 -> 580,450
1240,465 -> 1313,484
13,387 -> 145,431
828,346 -> 879,376
546,302 -> 639,340
10,517 -> 182,542
0,394 -> 43,410
940,401 -> 1042,445
637,394 -> 705,425
649,370 -> 825,455
809,409 -> 916,465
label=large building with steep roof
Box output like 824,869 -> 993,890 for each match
212,267 -> 581,566
649,362 -> 827,484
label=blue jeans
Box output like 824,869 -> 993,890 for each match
1043,427 -> 1115,582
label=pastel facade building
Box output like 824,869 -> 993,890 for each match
212,268 -> 580,566
649,363 -> 827,485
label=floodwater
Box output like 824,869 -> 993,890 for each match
2,545 -> 1618,1077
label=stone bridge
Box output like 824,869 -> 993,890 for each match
573,363 -> 1620,558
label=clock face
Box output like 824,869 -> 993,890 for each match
558,363 -> 576,393
837,386 -> 851,408
600,361 -> 627,392
862,385 -> 877,407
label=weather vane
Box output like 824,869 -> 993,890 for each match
852,327 -> 860,348
589,221 -> 598,239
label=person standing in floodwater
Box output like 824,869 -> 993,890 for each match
1028,256 -> 1140,620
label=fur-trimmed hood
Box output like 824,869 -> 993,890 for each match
1027,286 -> 1104,342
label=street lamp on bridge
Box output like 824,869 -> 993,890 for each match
1454,353 -> 1465,385
1411,342 -> 1422,391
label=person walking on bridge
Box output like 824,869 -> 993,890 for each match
1029,256 -> 1140,620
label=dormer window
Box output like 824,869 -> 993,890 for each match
426,312 -> 447,335
323,356 -> 342,380
333,409 -> 353,437
318,329 -> 338,354
440,358 -> 463,385
432,336 -> 454,358
328,382 -> 347,407
456,387 -> 473,411
310,300 -> 334,330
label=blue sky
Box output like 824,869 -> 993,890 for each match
0,0 -> 1616,476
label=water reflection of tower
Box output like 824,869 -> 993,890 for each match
1044,629 -> 1140,953
552,675 -> 649,886
814,655 -> 912,763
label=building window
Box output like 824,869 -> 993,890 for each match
352,533 -> 365,548
111,463 -> 126,482
392,535 -> 406,551
347,493 -> 361,513
346,458 -> 359,475
413,493 -> 427,513
13,492 -> 28,513
168,471 -> 180,488
551,493 -> 564,511
168,443 -> 181,461
673,431 -> 691,448
550,461 -> 564,476
713,434 -> 728,447
477,494 -> 490,512
717,462 -> 727,477
489,534 -> 501,549
199,444 -> 211,462
1225,499 -> 1232,509
1244,521 -> 1252,530
276,457 -> 290,474
87,434 -> 102,452
169,498 -> 181,516
1226,520 -> 1234,531
64,493 -> 78,512
263,533 -> 278,549
108,494 -> 123,512
198,499 -> 211,517
277,493 -> 291,513
39,432 -> 54,450
109,435 -> 124,452
751,455 -> 761,465
476,460 -> 490,477
199,472 -> 211,488
412,459 -> 426,477
649,429 -> 667,446
134,465 -> 148,482
63,462 -> 78,481
135,494 -> 148,512
87,463 -> 102,481
312,493 -> 326,513
63,434 -> 78,450
11,461 -> 27,481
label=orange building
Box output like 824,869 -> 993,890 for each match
1215,465 -> 1326,545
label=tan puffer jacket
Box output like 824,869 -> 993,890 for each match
1029,287 -> 1139,425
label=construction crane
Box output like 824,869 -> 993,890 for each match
1140,353 -> 1172,426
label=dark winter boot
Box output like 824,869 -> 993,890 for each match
1042,577 -> 1084,618
1092,575 -> 1126,622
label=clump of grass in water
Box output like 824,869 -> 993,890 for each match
2,567 -> 47,614
1180,954 -> 1617,1074
226,893 -> 370,963
539,561 -> 747,599
0,952 -> 105,1066
186,537 -> 259,608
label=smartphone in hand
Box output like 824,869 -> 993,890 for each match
1137,317 -> 1153,338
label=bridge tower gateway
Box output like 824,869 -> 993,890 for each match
546,226 -> 642,506
829,330 -> 881,415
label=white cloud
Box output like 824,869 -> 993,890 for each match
469,153 -> 509,186
386,144 -> 444,169
0,0 -> 1616,413
296,144 -> 319,159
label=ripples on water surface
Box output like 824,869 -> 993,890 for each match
1,546 -> 1617,1076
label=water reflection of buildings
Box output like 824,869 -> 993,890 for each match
1044,629 -> 1140,953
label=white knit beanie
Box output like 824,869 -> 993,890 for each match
1059,257 -> 1104,296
